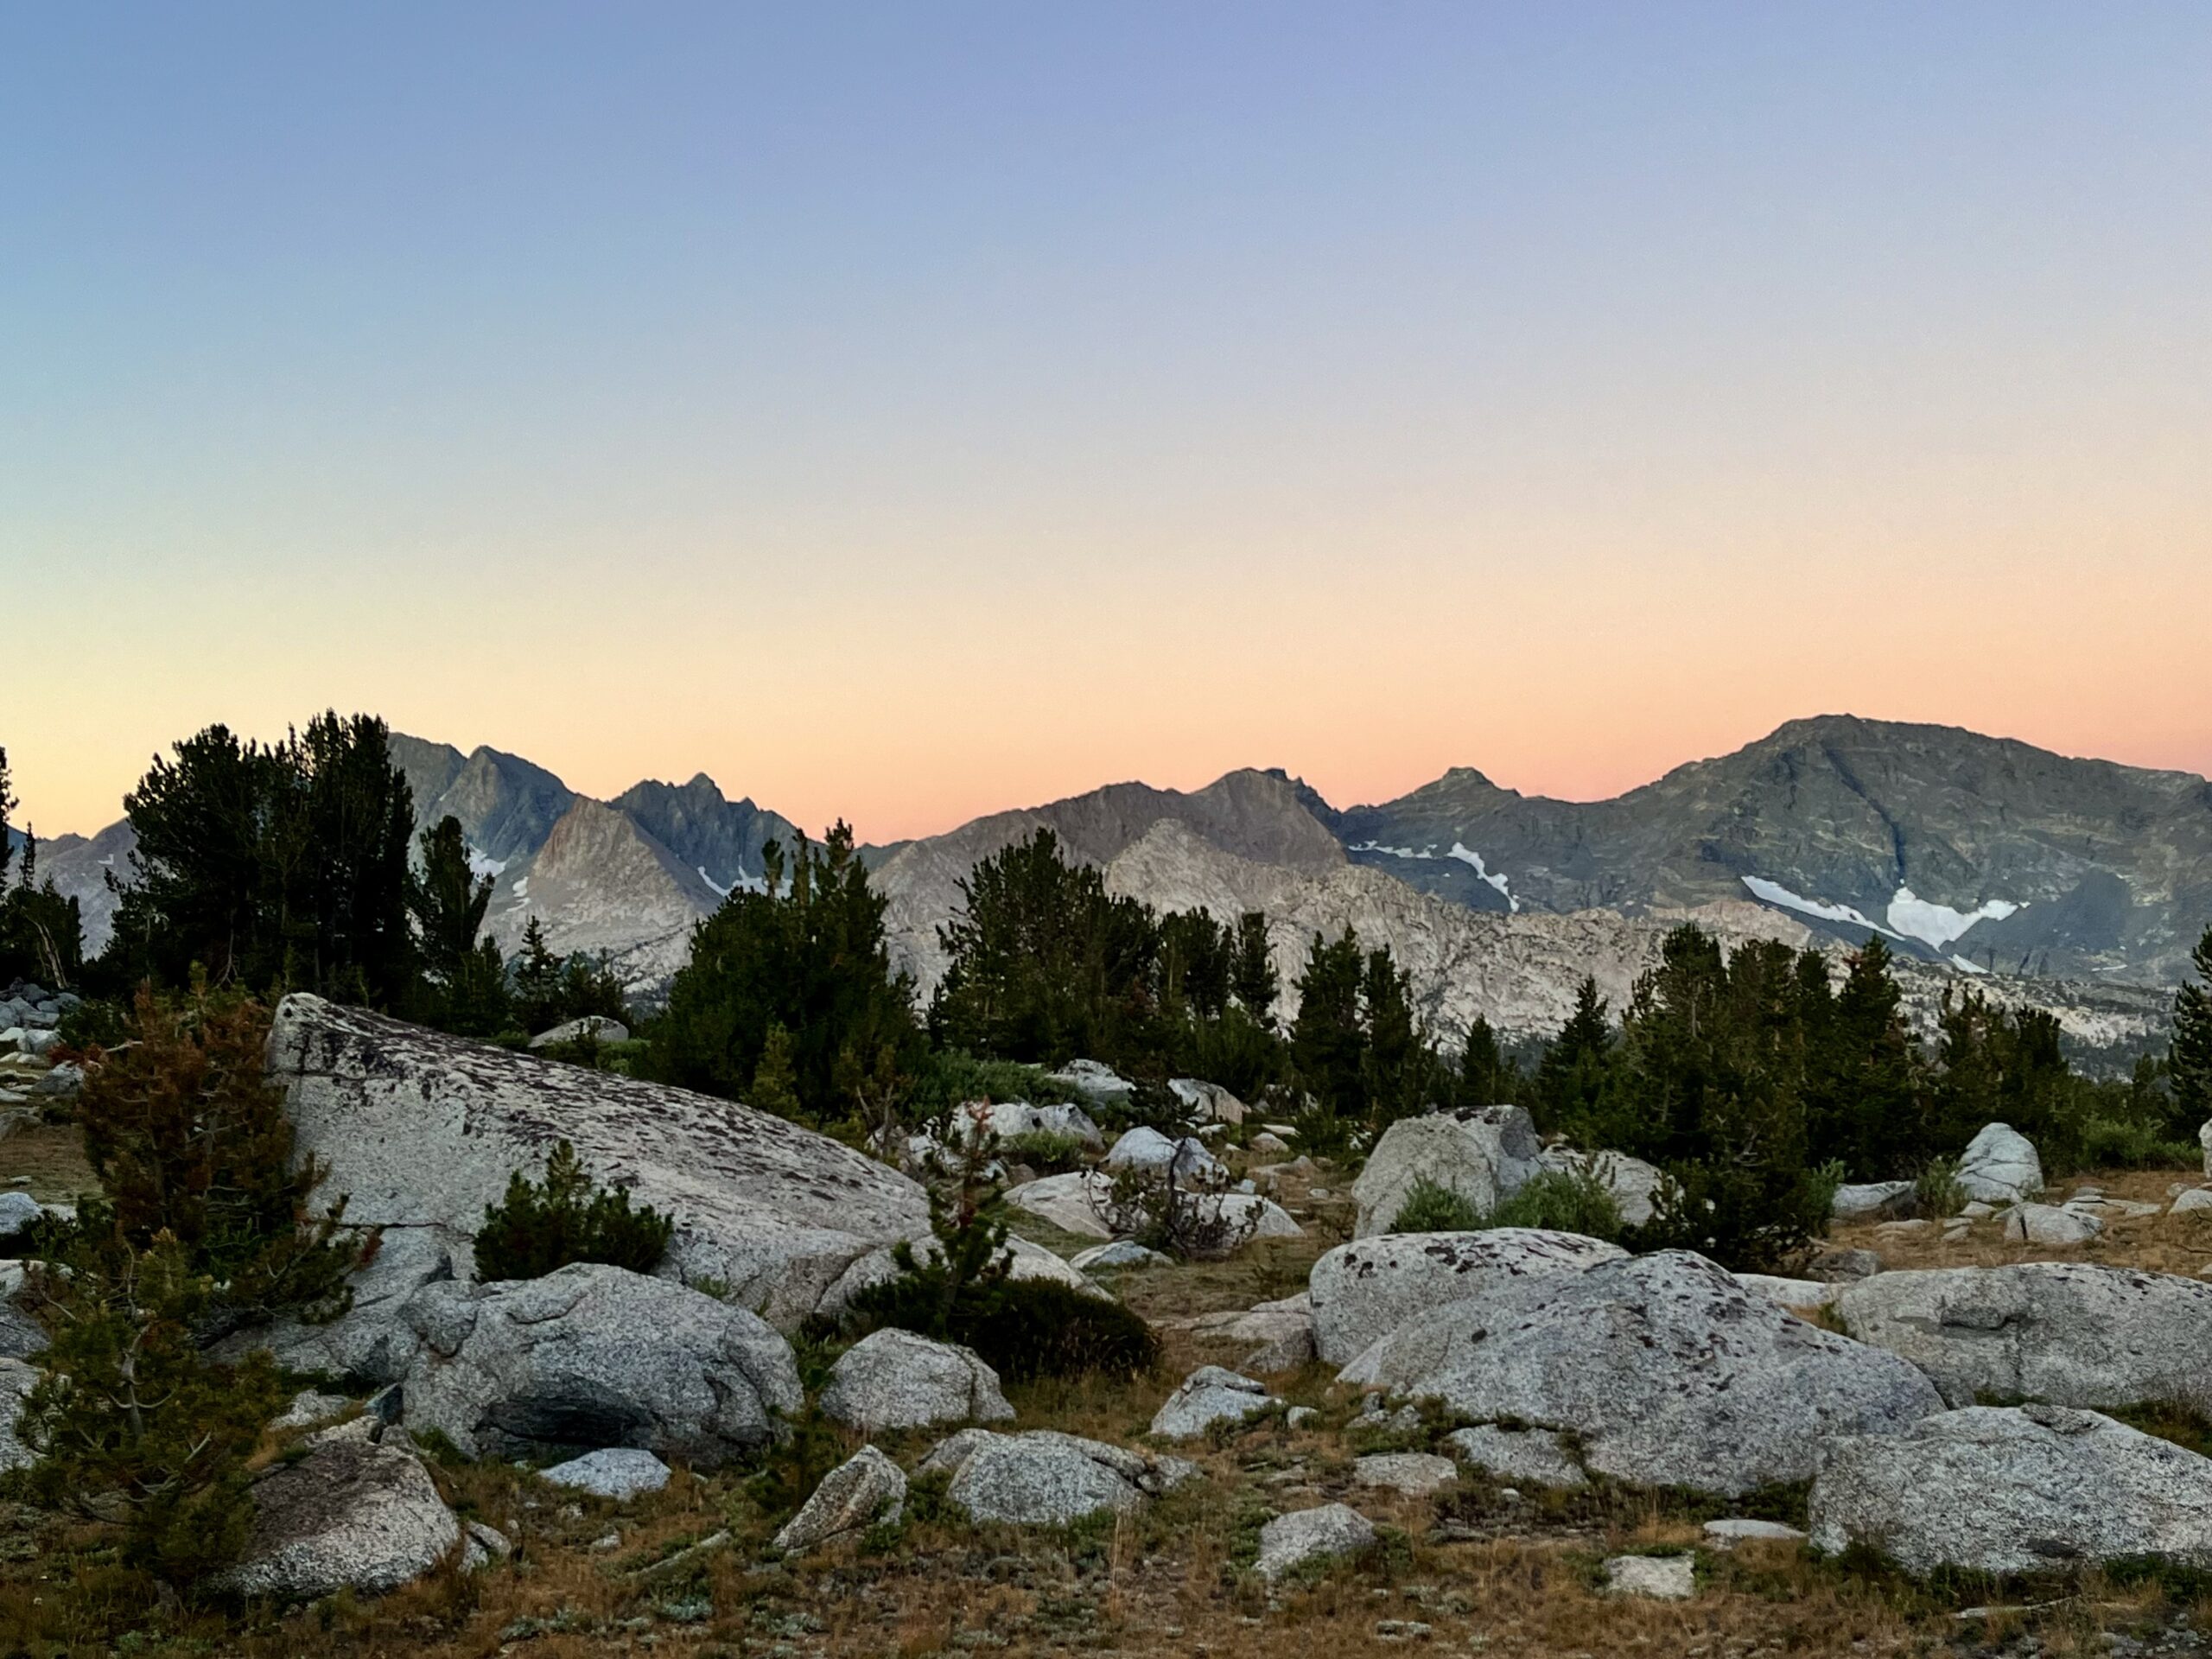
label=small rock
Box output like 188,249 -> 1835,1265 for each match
1253,1503 -> 1377,1581
1351,1452 -> 1457,1495
1703,1517 -> 1808,1548
1832,1180 -> 1915,1221
1250,1132 -> 1291,1156
270,1389 -> 353,1432
1805,1247 -> 1882,1283
1958,1122 -> 2044,1204
528,1014 -> 629,1049
2172,1188 -> 2212,1217
541,1448 -> 671,1500
1604,1554 -> 1695,1599
1150,1366 -> 1281,1439
1446,1423 -> 1587,1489
2004,1203 -> 2102,1246
215,1437 -> 460,1599
821,1328 -> 1014,1433
772,1445 -> 906,1554
1068,1240 -> 1173,1271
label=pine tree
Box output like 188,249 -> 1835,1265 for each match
1457,1015 -> 1512,1105
1230,911 -> 1280,1027
1288,929 -> 1366,1141
749,1021 -> 804,1122
2172,928 -> 2212,1131
1805,940 -> 1925,1175
1532,977 -> 1614,1138
513,914 -> 563,1031
407,816 -> 510,1035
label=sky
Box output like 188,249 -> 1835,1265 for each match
4,3 -> 2209,842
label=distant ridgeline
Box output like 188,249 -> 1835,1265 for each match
38,715 -> 2204,1063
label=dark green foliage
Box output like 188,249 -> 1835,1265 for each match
844,1136 -> 1158,1380
0,747 -> 86,988
1229,911 -> 1280,1027
510,913 -> 631,1038
1531,977 -> 1616,1141
1480,1165 -> 1626,1243
1455,1015 -> 1519,1107
1802,940 -> 1927,1177
1287,927 -> 1449,1150
70,987 -> 361,1333
105,713 -> 416,1004
473,1139 -> 674,1281
653,823 -> 919,1130
19,1230 -> 287,1589
1389,1175 -> 1484,1233
2170,927 -> 2212,1130
406,814 -> 512,1037
902,1049 -> 1085,1127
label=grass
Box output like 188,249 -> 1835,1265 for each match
0,1122 -> 99,1205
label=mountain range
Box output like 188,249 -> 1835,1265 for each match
30,715 -> 2205,1056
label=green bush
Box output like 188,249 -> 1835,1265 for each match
905,1049 -> 1085,1123
1481,1167 -> 1626,1243
1388,1175 -> 1484,1234
474,1140 -> 675,1281
999,1129 -> 1089,1173
1914,1155 -> 1967,1219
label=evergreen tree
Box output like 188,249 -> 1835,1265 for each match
1802,940 -> 1926,1174
106,713 -> 415,1003
749,1020 -> 804,1121
1288,928 -> 1366,1139
1532,977 -> 1616,1139
1456,1014 -> 1514,1106
1229,910 -> 1280,1027
655,823 -> 921,1126
1359,944 -> 1437,1125
0,752 -> 84,987
512,915 -> 563,1030
406,815 -> 510,1035
2172,927 -> 2212,1130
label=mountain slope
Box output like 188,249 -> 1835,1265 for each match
612,775 -> 799,898
1338,715 -> 2212,984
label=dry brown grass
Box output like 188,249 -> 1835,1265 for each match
1833,1162 -> 2212,1280
0,1122 -> 99,1206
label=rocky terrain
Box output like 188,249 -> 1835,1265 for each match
11,1011 -> 2212,1656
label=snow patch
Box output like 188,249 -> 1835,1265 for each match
1445,843 -> 1518,912
1950,954 -> 1989,976
1740,876 -> 1897,937
511,876 -> 529,901
467,846 -> 508,881
1350,840 -> 1428,861
697,865 -> 731,899
1887,887 -> 2021,951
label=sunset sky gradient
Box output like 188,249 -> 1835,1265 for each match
6,4 -> 2209,840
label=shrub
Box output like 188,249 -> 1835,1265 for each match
904,1049 -> 1085,1126
1482,1167 -> 1626,1243
1914,1155 -> 1967,1219
843,1133 -> 1159,1380
999,1129 -> 1089,1173
1090,1164 -> 1257,1262
1389,1175 -> 1484,1234
20,1227 -> 286,1589
474,1139 -> 674,1281
70,985 -> 360,1334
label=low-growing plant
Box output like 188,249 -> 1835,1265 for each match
1389,1175 -> 1484,1233
1481,1167 -> 1626,1243
1913,1154 -> 1967,1219
1090,1163 -> 1257,1262
999,1128 -> 1089,1173
473,1139 -> 674,1281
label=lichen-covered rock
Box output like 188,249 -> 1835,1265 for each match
1732,1274 -> 1841,1310
1068,1241 -> 1173,1272
1309,1229 -> 1624,1367
264,995 -> 936,1344
1003,1172 -> 1116,1239
1170,1077 -> 1246,1124
1046,1060 -> 1133,1106
1604,1554 -> 1694,1599
1104,1127 -> 1224,1185
1351,1107 -> 1543,1237
1253,1503 -> 1376,1580
1342,1251 -> 1942,1497
528,1014 -> 629,1050
1810,1405 -> 2212,1576
772,1445 -> 906,1553
2002,1203 -> 2101,1246
820,1329 -> 1014,1433
0,1357 -> 37,1473
1956,1122 -> 2043,1204
1830,1180 -> 1916,1221
1351,1452 -> 1457,1494
1835,1262 -> 2212,1413
1445,1423 -> 1587,1488
930,1429 -> 1197,1526
1148,1367 -> 1280,1439
398,1262 -> 800,1465
270,1390 -> 353,1432
214,1436 -> 460,1599
541,1447 -> 671,1498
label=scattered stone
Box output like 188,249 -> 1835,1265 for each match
932,1429 -> 1197,1526
1956,1122 -> 2044,1204
29,1064 -> 80,1098
1249,1132 -> 1292,1156
1831,1180 -> 1916,1221
1003,1172 -> 1116,1240
541,1448 -> 672,1500
2172,1188 -> 2212,1217
1341,1251 -> 1942,1497
528,1014 -> 629,1049
772,1445 -> 906,1553
2004,1202 -> 2102,1246
1732,1274 -> 1841,1310
400,1262 -> 801,1464
1285,1406 -> 1319,1429
1253,1503 -> 1377,1581
1067,1240 -> 1173,1272
1961,1201 -> 1995,1219
1309,1229 -> 1624,1366
1603,1554 -> 1695,1599
1105,1126 -> 1225,1185
1805,1248 -> 1882,1283
1703,1517 -> 1808,1548
1351,1107 -> 1542,1237
462,1519 -> 513,1570
1810,1404 -> 2212,1576
1836,1261 -> 2212,1413
1445,1423 -> 1587,1489
1874,1218 -> 1930,1235
1170,1077 -> 1247,1124
214,1436 -> 461,1599
1044,1059 -> 1134,1107
270,1389 -> 353,1432
976,1099 -> 1104,1150
820,1328 -> 1014,1433
1149,1367 -> 1281,1439
0,1192 -> 41,1239
1351,1452 -> 1457,1495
